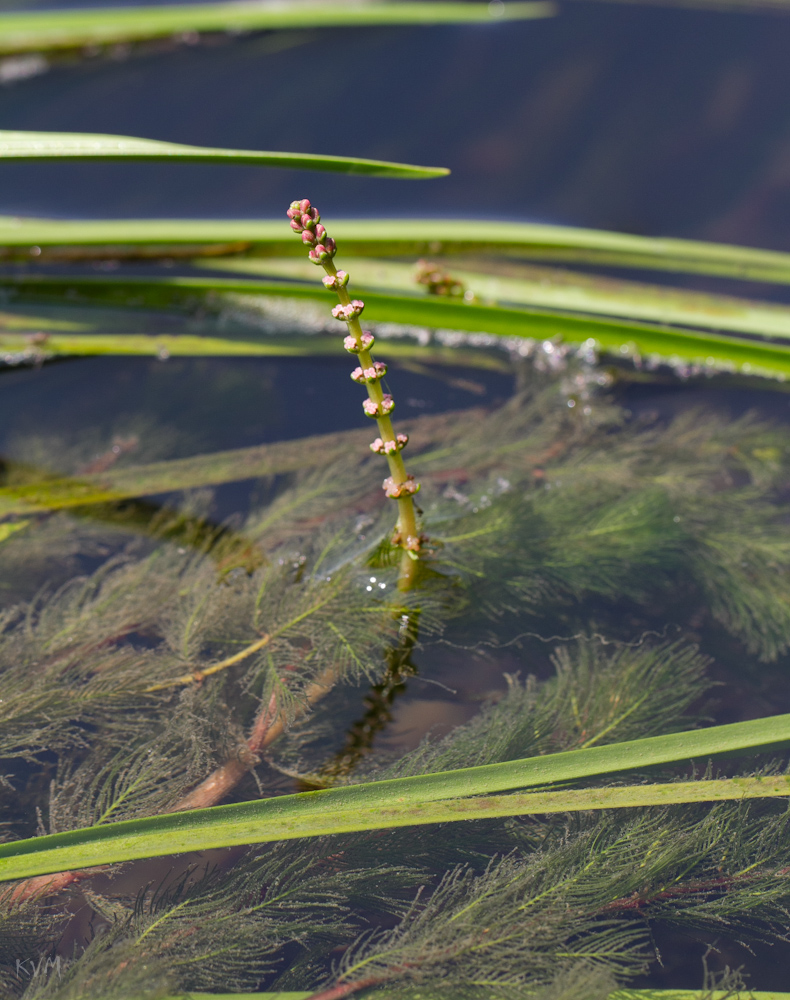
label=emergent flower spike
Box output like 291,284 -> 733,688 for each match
286,199 -> 424,589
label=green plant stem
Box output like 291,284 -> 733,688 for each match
321,258 -> 421,590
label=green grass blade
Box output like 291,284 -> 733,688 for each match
183,994 -> 790,1000
4,273 -> 790,379
0,332 -> 329,362
2,217 -> 789,283
0,3 -> 554,56
206,255 -> 790,342
1,776 -> 789,882
0,401 -> 495,517
178,993 -> 790,1000
0,133 -> 448,179
2,714 -> 790,882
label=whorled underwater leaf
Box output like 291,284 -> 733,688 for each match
0,132 -> 448,179
0,2 -> 555,56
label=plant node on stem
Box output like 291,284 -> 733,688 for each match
287,199 -> 424,591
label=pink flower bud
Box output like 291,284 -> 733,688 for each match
380,394 -> 394,415
359,362 -> 387,382
336,270 -> 349,286
301,214 -> 316,231
302,230 -> 316,245
370,437 -> 385,454
396,433 -> 409,449
350,367 -> 366,383
343,335 -> 359,352
299,198 -> 312,214
322,275 -> 337,288
332,305 -> 346,320
363,398 -> 379,417
314,224 -> 327,242
360,331 -> 374,350
290,219 -> 303,233
324,238 -> 337,256
382,475 -> 419,499
382,476 -> 398,498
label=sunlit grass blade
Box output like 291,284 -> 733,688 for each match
2,776 -> 790,883
181,994 -> 790,1000
205,254 -> 790,342
171,992 -> 790,1000
2,713 -> 790,881
0,2 -> 554,56
0,332 -> 329,363
0,133 -> 448,178
3,217 -> 790,282
4,273 -> 790,380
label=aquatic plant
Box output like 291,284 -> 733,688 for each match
4,4 -> 790,997
3,366 -> 790,999
287,199 -> 423,589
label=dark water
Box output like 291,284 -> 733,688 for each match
0,1 -> 789,253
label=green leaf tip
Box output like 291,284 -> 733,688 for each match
0,131 -> 449,179
0,3 -> 556,57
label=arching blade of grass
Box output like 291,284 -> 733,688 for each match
180,992 -> 790,1000
0,404 -> 475,517
2,776 -> 790,883
0,332 -> 334,363
0,133 -> 448,179
3,217 -> 790,283
2,713 -> 790,882
205,255 -> 790,342
180,994 -> 790,1000
0,2 -> 554,56
4,273 -> 790,379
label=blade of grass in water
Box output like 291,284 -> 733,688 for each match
0,332 -> 332,363
4,274 -> 790,380
2,714 -> 790,881
0,133 -> 448,179
3,217 -> 790,283
0,3 -> 554,56
183,994 -> 790,1000
0,406 -> 480,516
204,255 -> 790,342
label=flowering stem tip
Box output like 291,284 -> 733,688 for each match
287,199 -> 424,589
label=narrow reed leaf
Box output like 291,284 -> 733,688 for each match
2,217 -> 789,283
4,274 -> 790,378
0,3 -> 555,57
0,133 -> 448,178
2,714 -> 790,881
209,255 -> 790,342
0,407 -> 470,516
0,332 -> 327,361
181,994 -> 790,1000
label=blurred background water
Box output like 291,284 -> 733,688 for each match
1,0 -> 790,256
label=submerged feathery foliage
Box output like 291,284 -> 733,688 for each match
4,357 -> 790,996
